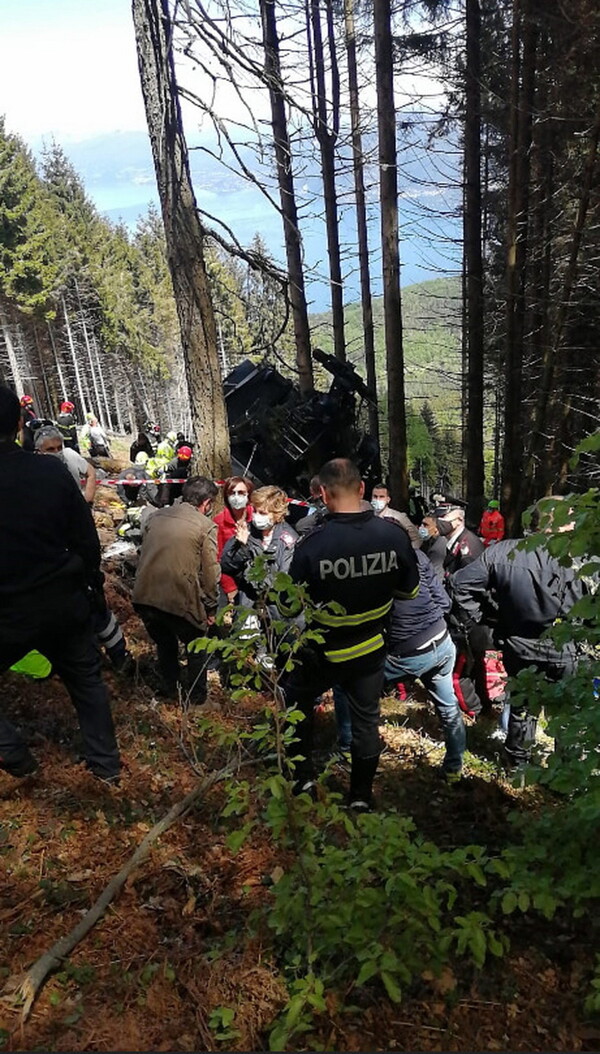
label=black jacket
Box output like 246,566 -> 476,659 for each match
221,521 -> 298,613
295,499 -> 328,537
450,539 -> 585,675
388,550 -> 451,654
0,443 -> 100,635
443,526 -> 484,578
289,508 -> 419,664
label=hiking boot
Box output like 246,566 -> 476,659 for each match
1,753 -> 39,778
347,797 -> 373,814
292,779 -> 318,801
442,769 -> 463,786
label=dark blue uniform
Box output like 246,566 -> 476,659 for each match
285,508 -> 419,804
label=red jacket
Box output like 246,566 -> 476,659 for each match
214,504 -> 254,595
478,509 -> 505,546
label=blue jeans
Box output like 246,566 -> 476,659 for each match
384,634 -> 466,773
332,684 -> 352,750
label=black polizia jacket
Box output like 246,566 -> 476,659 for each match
289,508 -> 419,664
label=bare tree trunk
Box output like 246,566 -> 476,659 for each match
343,0 -> 380,461
532,105 -> 600,490
374,0 -> 408,507
307,0 -> 346,362
92,334 -> 113,431
74,277 -> 105,427
259,0 -> 314,394
47,321 -> 68,404
132,0 -> 231,477
62,295 -> 88,416
502,0 -> 536,534
464,0 -> 485,523
0,300 -> 24,394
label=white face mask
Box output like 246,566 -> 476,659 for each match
229,493 -> 248,511
252,512 -> 273,531
371,498 -> 386,513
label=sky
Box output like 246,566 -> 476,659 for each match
0,0 -> 147,141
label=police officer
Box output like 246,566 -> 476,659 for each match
439,506 -> 484,578
284,458 -> 419,811
451,524 -> 585,768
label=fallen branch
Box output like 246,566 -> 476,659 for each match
3,764 -> 235,1021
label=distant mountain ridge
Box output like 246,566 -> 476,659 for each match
310,276 -> 462,425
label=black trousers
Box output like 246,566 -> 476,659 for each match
282,646 -> 385,801
1,599 -> 120,779
135,604 -> 208,703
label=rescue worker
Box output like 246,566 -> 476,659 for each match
159,444 -> 193,505
370,482 -> 422,549
129,431 -> 154,463
451,512 -> 585,768
35,425 -> 96,506
214,476 -> 255,603
478,500 -> 506,547
133,476 -> 219,703
56,400 -> 80,451
156,432 -> 177,463
19,394 -> 40,451
284,458 -> 419,811
0,385 -> 121,781
81,414 -> 110,458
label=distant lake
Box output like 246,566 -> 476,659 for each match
51,129 -> 462,313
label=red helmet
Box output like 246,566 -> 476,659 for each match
60,400 -> 75,413
20,394 -> 33,407
178,445 -> 193,461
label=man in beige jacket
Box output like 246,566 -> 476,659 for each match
133,476 -> 219,703
370,483 -> 422,549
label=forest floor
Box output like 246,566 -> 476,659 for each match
0,480 -> 599,1053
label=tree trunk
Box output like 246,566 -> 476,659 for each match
132,0 -> 231,478
501,0 -> 537,534
533,105 -> 600,491
307,0 -> 346,362
74,277 -> 105,427
47,321 -> 68,406
0,300 -> 24,394
259,0 -> 314,394
343,0 -> 380,462
464,0 -> 485,523
374,0 -> 408,507
62,295 -> 88,416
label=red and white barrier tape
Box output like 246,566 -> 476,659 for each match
99,478 -> 309,506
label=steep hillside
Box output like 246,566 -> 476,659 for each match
310,276 -> 462,427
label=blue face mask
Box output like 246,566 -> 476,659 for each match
418,525 -> 430,540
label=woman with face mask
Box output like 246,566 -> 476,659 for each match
214,476 -> 254,603
220,485 -> 298,620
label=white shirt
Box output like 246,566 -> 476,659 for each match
61,447 -> 90,488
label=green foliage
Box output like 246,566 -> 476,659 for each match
208,1005 -> 241,1044
492,469 -> 600,966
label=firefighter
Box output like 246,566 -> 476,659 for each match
284,458 -> 419,811
159,444 -> 193,505
56,400 -> 80,451
478,500 -> 506,547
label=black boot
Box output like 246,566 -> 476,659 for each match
349,753 -> 379,809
